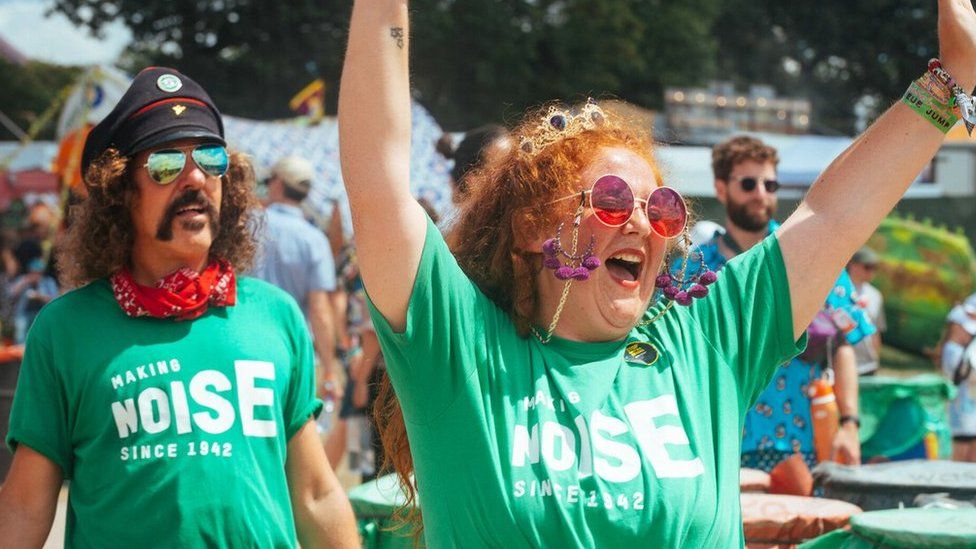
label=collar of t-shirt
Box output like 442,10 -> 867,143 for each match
715,219 -> 779,263
539,330 -> 630,362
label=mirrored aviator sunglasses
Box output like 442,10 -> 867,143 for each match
587,174 -> 687,238
144,144 -> 230,185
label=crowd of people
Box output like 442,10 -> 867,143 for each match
1,0 -> 976,546
0,200 -> 61,346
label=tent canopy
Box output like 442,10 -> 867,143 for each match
223,104 -> 451,237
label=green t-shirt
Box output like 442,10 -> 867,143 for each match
368,218 -> 805,548
6,277 -> 321,548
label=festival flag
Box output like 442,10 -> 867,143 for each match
53,125 -> 92,196
289,78 -> 326,121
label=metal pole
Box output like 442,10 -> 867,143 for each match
0,110 -> 27,140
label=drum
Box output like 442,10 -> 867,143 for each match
799,508 -> 976,548
741,492 -> 862,548
741,467 -> 772,492
813,459 -> 976,511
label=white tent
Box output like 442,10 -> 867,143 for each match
223,103 -> 452,237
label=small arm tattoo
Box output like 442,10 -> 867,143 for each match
390,27 -> 405,49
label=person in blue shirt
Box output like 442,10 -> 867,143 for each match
688,136 -> 871,472
252,155 -> 341,401
8,257 -> 59,344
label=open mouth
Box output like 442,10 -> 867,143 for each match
175,205 -> 208,216
605,251 -> 643,283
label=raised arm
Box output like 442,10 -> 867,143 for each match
778,0 -> 976,338
338,0 -> 426,331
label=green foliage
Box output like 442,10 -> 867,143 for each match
48,0 -> 939,134
0,60 -> 81,140
714,0 -> 937,134
52,0 -> 354,120
50,0 -> 723,130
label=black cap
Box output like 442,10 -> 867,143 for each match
81,67 -> 225,179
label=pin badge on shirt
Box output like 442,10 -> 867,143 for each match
624,341 -> 660,366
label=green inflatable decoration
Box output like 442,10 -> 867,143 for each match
867,214 -> 976,354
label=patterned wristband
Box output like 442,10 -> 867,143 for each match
916,70 -> 953,105
903,79 -> 959,133
928,58 -> 976,134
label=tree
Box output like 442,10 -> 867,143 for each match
52,0 -> 353,120
410,0 -> 541,128
411,0 -> 723,128
50,0 -> 724,129
0,60 -> 81,141
714,0 -> 937,134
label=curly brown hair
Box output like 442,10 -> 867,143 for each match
710,135 -> 779,182
58,148 -> 261,288
374,102 -> 669,538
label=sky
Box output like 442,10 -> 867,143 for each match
0,0 -> 130,66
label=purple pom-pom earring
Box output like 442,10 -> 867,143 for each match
542,198 -> 601,282
654,240 -> 717,307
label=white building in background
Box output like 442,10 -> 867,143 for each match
664,82 -> 812,145
931,140 -> 976,198
655,132 -> 958,200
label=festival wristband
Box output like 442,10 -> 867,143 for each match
915,70 -> 953,104
903,81 -> 958,133
928,59 -> 957,89
909,79 -> 953,111
928,58 -> 976,134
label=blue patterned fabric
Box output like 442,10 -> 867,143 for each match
686,221 -> 876,472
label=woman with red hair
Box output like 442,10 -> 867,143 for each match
338,1 -> 976,546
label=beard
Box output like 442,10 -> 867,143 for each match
727,199 -> 775,232
155,189 -> 220,241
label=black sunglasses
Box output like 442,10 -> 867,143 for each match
731,175 -> 780,193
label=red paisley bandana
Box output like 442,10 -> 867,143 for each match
110,259 -> 236,321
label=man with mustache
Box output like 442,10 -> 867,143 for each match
0,68 -> 358,547
689,136 -> 868,475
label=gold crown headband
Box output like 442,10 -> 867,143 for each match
519,100 -> 607,157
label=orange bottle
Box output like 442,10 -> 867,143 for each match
924,431 -> 939,460
809,378 -> 840,463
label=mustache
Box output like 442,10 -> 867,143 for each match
155,189 -> 219,241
